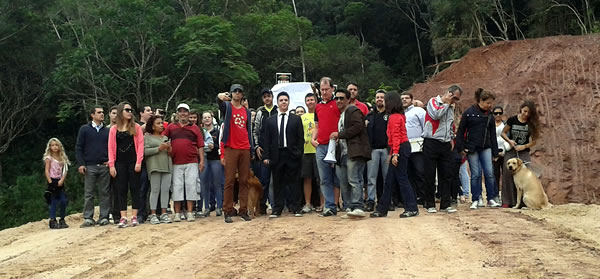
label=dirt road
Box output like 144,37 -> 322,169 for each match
1,204 -> 599,278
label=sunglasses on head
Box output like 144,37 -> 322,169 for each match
124,108 -> 133,113
334,96 -> 346,101
494,111 -> 503,115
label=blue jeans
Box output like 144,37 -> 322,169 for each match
336,155 -> 366,210
200,159 -> 224,210
376,142 -> 417,214
467,148 -> 497,201
459,161 -> 470,197
366,148 -> 388,203
49,190 -> 68,219
316,144 -> 340,212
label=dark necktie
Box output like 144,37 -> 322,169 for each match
279,113 -> 285,148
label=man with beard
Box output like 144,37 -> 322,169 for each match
365,89 -> 388,211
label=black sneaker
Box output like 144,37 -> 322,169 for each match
58,218 -> 69,229
318,208 -> 336,217
49,219 -> 58,229
369,211 -> 387,218
365,202 -> 375,212
399,210 -> 419,218
98,218 -> 110,226
79,219 -> 96,228
240,212 -> 252,221
224,214 -> 233,223
389,204 -> 396,211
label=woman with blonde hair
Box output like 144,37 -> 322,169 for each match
108,102 -> 144,228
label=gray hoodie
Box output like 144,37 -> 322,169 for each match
422,95 -> 455,143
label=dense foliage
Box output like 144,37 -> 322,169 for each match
1,0 -> 598,230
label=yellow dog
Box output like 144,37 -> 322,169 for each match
506,158 -> 551,210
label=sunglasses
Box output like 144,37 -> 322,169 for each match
493,112 -> 503,115
124,108 -> 133,113
232,89 -> 243,93
334,96 -> 346,101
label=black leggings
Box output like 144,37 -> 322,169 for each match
114,161 -> 141,211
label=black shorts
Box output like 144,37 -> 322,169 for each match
300,153 -> 319,180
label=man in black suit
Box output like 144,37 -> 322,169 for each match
262,92 -> 305,217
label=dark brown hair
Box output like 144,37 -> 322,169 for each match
474,88 -> 495,103
520,100 -> 540,140
145,115 -> 163,134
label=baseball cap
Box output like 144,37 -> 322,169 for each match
261,88 -> 273,96
230,84 -> 244,92
176,103 -> 190,111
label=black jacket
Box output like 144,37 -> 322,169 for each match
456,104 -> 499,157
262,112 -> 304,166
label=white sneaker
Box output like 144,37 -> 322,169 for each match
470,201 -> 478,210
488,199 -> 501,208
477,197 -> 484,207
301,205 -> 312,214
186,212 -> 195,222
426,207 -> 437,213
173,213 -> 181,222
348,208 -> 366,217
444,207 -> 458,213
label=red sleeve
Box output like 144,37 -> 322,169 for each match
134,124 -> 144,165
163,123 -> 171,137
220,141 -> 225,160
108,126 -> 117,167
391,115 -> 405,155
357,102 -> 368,116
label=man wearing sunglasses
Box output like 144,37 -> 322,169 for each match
422,85 -> 462,214
330,88 -> 371,218
217,84 -> 254,223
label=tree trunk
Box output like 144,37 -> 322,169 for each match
411,6 -> 425,80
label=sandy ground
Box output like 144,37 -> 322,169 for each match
1,203 -> 600,279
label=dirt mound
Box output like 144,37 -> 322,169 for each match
410,34 -> 600,205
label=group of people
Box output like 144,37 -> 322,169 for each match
42,77 -> 541,228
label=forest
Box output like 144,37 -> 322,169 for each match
1,0 -> 598,230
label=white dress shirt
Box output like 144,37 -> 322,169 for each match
277,110 -> 290,148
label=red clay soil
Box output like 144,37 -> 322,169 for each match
410,34 -> 600,205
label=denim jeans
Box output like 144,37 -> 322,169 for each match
49,188 -> 68,219
316,145 -> 340,212
468,148 -> 497,201
201,159 -> 224,210
366,148 -> 388,203
376,142 -> 417,214
459,161 -> 470,197
336,155 -> 366,210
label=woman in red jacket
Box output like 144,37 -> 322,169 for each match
370,91 -> 419,218
109,102 -> 145,228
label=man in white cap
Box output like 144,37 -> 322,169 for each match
164,103 -> 205,222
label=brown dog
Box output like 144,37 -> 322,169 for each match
506,158 -> 551,210
247,170 -> 264,217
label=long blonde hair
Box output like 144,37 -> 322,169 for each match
116,102 -> 137,136
43,138 -> 71,176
